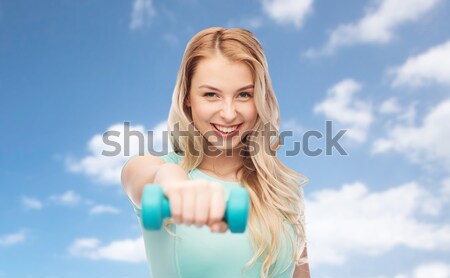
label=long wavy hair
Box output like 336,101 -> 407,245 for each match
165,27 -> 308,278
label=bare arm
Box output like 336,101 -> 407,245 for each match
292,246 -> 310,278
121,153 -> 228,232
120,154 -> 188,207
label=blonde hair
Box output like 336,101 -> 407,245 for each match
166,27 -> 308,277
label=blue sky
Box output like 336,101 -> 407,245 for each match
1,0 -> 450,277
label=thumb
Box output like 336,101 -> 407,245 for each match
210,221 -> 228,233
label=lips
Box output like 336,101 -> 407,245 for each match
212,124 -> 240,133
211,123 -> 242,137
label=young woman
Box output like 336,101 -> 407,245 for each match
121,27 -> 310,278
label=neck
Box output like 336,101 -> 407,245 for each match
198,148 -> 244,181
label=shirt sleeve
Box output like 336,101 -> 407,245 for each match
161,151 -> 183,165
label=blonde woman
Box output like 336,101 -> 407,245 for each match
121,27 -> 310,278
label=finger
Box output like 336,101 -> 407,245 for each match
194,189 -> 210,228
168,189 -> 182,224
210,221 -> 229,233
208,186 -> 226,226
218,221 -> 229,233
182,186 -> 195,226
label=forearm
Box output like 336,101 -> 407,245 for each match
121,154 -> 164,207
121,154 -> 189,207
154,163 -> 189,190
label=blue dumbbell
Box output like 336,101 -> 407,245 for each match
141,184 -> 250,233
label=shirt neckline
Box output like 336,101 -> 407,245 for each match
192,168 -> 242,185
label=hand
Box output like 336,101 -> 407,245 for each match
163,180 -> 229,233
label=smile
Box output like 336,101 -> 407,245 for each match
211,124 -> 242,137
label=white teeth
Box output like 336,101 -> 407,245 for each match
214,124 -> 238,133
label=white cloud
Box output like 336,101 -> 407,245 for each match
370,262 -> 450,278
49,190 -> 81,206
379,97 -> 401,114
89,205 -> 120,215
21,196 -> 43,210
262,0 -> 313,28
378,98 -> 418,127
305,0 -> 441,57
21,192 -> 121,216
66,121 -> 170,185
373,99 -> 450,172
130,0 -> 156,30
306,181 -> 450,266
68,237 -> 146,263
314,79 -> 373,143
370,261 -> 450,278
442,178 -> 450,196
411,262 -> 450,278
0,231 -> 26,247
395,102 -> 418,125
281,119 -> 305,135
389,40 -> 450,88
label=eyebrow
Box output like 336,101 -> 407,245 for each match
198,84 -> 254,92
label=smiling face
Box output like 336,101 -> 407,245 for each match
186,54 -> 258,153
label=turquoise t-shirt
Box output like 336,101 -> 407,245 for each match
130,152 -> 296,278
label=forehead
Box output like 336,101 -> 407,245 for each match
191,55 -> 254,86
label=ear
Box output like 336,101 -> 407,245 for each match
185,95 -> 191,107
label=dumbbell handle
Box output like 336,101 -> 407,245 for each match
141,184 -> 249,233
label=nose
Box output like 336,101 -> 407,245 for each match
220,101 -> 237,122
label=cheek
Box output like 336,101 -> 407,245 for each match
191,104 -> 214,122
244,103 -> 258,122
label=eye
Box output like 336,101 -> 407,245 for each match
238,91 -> 253,98
203,92 -> 217,98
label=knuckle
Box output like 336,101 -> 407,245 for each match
179,184 -> 188,194
199,180 -> 209,186
183,216 -> 194,224
167,186 -> 180,197
198,180 -> 210,190
211,183 -> 224,192
195,218 -> 207,226
209,213 -> 222,223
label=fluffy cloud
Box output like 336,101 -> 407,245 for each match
369,261 -> 450,278
0,231 -> 26,247
379,97 -> 402,114
89,205 -> 120,215
377,98 -> 418,129
49,190 -> 82,206
262,0 -> 313,28
66,121 -> 170,185
281,118 -> 305,135
373,99 -> 450,172
314,79 -> 373,143
35,190 -> 120,216
389,40 -> 450,88
409,262 -> 450,278
68,237 -> 145,263
305,0 -> 441,56
21,196 -> 43,210
306,180 -> 450,266
130,0 -> 156,30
